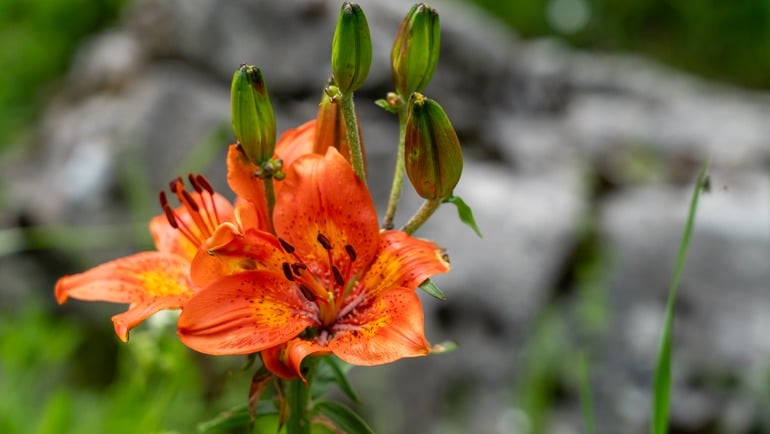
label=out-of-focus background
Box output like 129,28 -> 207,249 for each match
1,0 -> 768,433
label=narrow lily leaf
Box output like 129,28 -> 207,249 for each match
197,402 -> 276,432
651,160 -> 710,434
418,279 -> 446,301
325,356 -> 360,403
578,351 -> 597,434
443,195 -> 482,238
312,401 -> 375,434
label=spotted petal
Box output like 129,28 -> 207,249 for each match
178,270 -> 317,355
54,251 -> 194,341
360,230 -> 450,298
329,289 -> 430,365
274,148 -> 379,279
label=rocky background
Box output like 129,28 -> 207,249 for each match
2,0 -> 769,433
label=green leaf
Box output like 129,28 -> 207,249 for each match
651,160 -> 710,434
374,99 -> 398,113
442,195 -> 482,238
418,279 -> 446,301
324,356 -> 359,403
312,401 -> 375,434
197,402 -> 276,433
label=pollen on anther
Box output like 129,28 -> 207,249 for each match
196,175 -> 215,194
188,173 -> 203,193
344,244 -> 357,262
332,265 -> 345,286
278,237 -> 295,254
281,262 -> 295,281
317,233 -> 332,250
299,284 -> 316,302
163,205 -> 179,228
291,263 -> 306,276
181,190 -> 200,212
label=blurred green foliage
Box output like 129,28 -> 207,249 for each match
0,0 -> 124,150
469,0 -> 770,88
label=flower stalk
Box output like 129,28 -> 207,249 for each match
401,197 -> 441,235
382,105 -> 408,229
340,91 -> 367,183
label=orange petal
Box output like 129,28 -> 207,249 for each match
275,120 -> 316,168
150,192 -> 234,261
226,144 -> 269,213
361,230 -> 450,298
190,229 -> 290,287
329,289 -> 430,366
177,270 -> 317,355
112,300 -> 173,342
55,251 -> 194,305
262,339 -> 330,381
273,148 -> 379,278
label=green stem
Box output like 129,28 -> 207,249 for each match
263,177 -> 276,233
401,198 -> 441,235
284,358 -> 320,434
340,92 -> 367,184
382,107 -> 408,229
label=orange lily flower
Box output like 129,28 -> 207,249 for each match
177,148 -> 450,379
55,175 -> 234,341
55,121 -> 318,342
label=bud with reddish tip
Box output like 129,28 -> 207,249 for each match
404,93 -> 463,199
314,80 -> 366,166
231,64 -> 276,165
331,2 -> 372,93
391,3 -> 440,97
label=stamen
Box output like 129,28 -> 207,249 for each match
331,265 -> 345,287
317,233 -> 332,250
282,263 -> 295,282
162,205 -> 179,229
195,175 -> 215,195
279,238 -> 296,254
299,284 -> 317,302
344,244 -> 357,262
188,173 -> 203,193
291,263 -> 307,276
180,190 -> 200,212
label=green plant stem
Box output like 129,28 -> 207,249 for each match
382,107 -> 408,229
285,358 -> 319,434
340,92 -> 367,184
263,177 -> 276,233
401,198 -> 441,235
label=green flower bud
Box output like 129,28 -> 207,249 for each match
404,93 -> 463,199
392,3 -> 440,97
231,64 -> 276,165
331,2 -> 372,93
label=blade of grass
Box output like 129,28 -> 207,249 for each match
650,160 -> 710,434
578,351 -> 597,434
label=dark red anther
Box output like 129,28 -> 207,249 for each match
188,173 -> 203,193
181,190 -> 200,212
279,237 -> 296,254
281,262 -> 295,281
196,175 -> 215,195
163,205 -> 178,228
299,284 -> 317,302
344,244 -> 357,262
317,233 -> 332,250
332,265 -> 345,286
169,177 -> 183,193
159,191 -> 169,208
291,263 -> 307,276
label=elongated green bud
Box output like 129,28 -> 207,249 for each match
392,3 -> 440,97
331,2 -> 372,93
404,93 -> 463,199
231,64 -> 276,165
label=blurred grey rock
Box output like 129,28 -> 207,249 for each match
2,0 -> 770,433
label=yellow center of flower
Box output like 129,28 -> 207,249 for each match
140,270 -> 191,297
